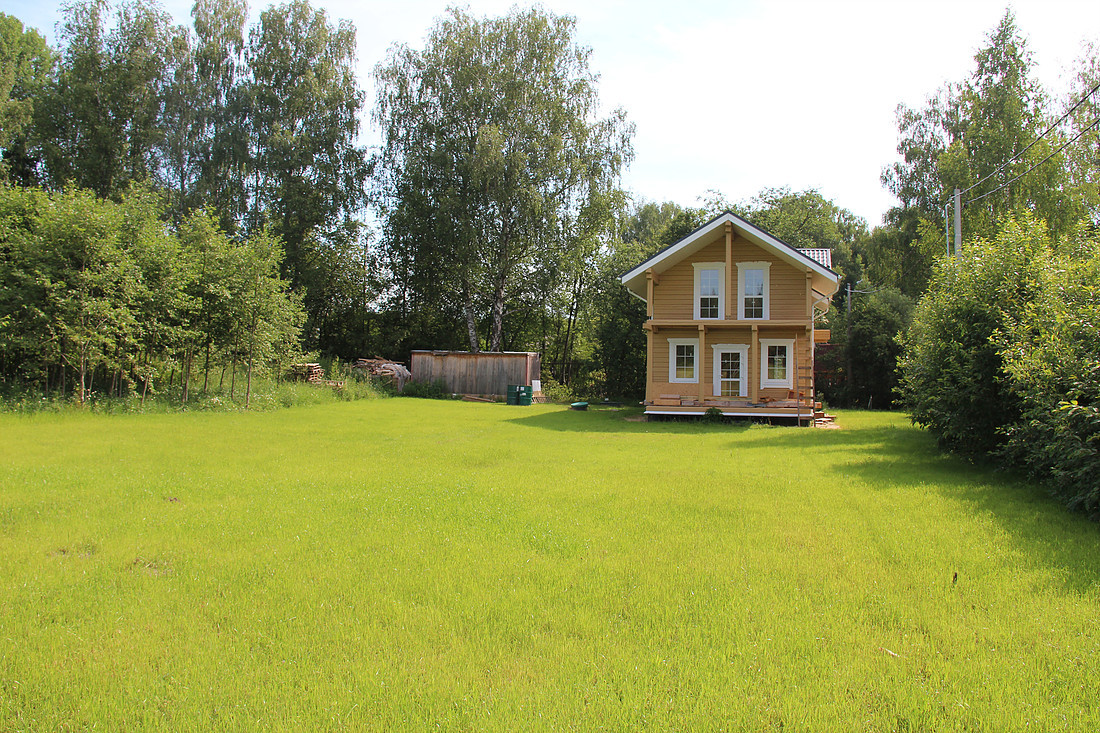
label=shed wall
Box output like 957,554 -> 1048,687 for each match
410,351 -> 540,396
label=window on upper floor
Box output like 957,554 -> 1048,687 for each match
737,262 -> 771,320
693,263 -> 724,320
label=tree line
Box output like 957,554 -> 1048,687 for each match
1,2 -> 1098,450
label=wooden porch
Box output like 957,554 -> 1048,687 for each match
644,395 -> 824,424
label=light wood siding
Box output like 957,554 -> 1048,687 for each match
651,236 -> 726,320
650,328 -> 697,397
730,237 -> 805,321
649,330 -> 812,400
644,232 -> 820,406
651,235 -> 809,322
755,329 -> 810,400
652,326 -> 763,399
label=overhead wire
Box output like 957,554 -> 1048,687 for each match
965,114 -> 1100,206
957,78 -> 1100,200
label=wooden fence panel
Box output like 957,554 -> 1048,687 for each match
409,351 -> 540,396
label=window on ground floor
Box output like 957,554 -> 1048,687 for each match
758,338 -> 795,389
667,338 -> 699,383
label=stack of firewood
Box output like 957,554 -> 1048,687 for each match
352,358 -> 412,390
287,363 -> 325,383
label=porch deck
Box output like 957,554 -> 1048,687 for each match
643,397 -> 821,422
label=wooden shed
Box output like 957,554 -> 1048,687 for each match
409,351 -> 541,397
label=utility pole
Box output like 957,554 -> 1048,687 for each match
953,188 -> 962,257
846,282 -> 852,398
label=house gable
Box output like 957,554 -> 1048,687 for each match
620,211 -> 840,303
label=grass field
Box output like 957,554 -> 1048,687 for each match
1,401 -> 1098,731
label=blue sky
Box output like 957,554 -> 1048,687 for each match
6,0 -> 1097,226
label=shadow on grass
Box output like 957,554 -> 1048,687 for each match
763,419 -> 1100,594
506,406 -> 753,434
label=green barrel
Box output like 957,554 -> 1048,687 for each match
517,385 -> 532,406
506,384 -> 519,405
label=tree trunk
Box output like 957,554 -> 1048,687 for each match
463,285 -> 480,353
488,271 -> 508,352
245,277 -> 260,410
230,332 -> 238,400
202,339 -> 212,394
140,352 -> 150,407
181,344 -> 192,405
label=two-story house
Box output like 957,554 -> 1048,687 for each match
620,211 -> 839,423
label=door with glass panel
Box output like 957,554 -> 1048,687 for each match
714,347 -> 746,398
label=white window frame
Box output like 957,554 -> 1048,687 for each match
737,261 -> 771,320
668,338 -> 699,383
711,343 -> 749,398
693,262 -> 725,320
759,338 -> 795,389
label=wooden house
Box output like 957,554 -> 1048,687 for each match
620,211 -> 839,422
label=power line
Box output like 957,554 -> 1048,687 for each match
957,78 -> 1100,199
965,114 -> 1100,206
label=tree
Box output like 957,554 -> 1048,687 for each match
832,287 -> 914,409
34,0 -> 186,198
0,13 -> 52,181
580,202 -> 704,399
373,6 -> 633,353
898,215 -> 1050,455
244,0 -> 368,351
879,10 -> 1079,294
1061,42 -> 1100,225
999,226 -> 1100,516
184,0 -> 249,231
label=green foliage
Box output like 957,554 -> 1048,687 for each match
0,186 -> 306,406
880,10 -> 1086,296
822,287 -> 915,409
999,231 -> 1100,516
1062,42 -> 1100,223
0,12 -> 52,176
373,5 -> 633,353
899,216 -> 1051,455
33,0 -> 186,197
399,378 -> 456,400
244,0 -> 370,353
536,375 -> 574,403
576,201 -> 705,400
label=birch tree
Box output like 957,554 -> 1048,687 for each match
373,6 -> 633,352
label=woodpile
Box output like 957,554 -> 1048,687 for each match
352,358 -> 411,391
288,363 -> 324,383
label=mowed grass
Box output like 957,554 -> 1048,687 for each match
1,402 -> 1097,731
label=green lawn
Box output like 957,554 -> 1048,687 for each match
1,401 -> 1097,731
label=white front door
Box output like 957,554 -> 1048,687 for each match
712,345 -> 748,398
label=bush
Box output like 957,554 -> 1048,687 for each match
399,379 -> 456,400
898,216 -> 1048,456
900,215 -> 1100,518
538,376 -> 575,403
998,233 -> 1100,517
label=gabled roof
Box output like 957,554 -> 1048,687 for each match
620,211 -> 840,301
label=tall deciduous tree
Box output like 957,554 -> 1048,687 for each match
244,0 -> 368,349
35,0 -> 186,198
1062,42 -> 1100,225
880,10 -> 1079,293
0,13 -> 52,181
374,6 -> 633,352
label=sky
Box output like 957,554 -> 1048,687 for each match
5,0 -> 1098,227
